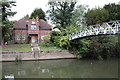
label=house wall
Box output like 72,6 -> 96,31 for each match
14,30 -> 28,43
14,29 -> 51,43
39,30 -> 51,42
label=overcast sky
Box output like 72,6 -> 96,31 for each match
10,0 -> 120,21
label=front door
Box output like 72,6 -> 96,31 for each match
31,36 -> 38,43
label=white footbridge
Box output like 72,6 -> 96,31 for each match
69,20 -> 120,40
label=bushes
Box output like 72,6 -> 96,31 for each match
51,35 -> 70,49
59,36 -> 70,49
50,26 -> 119,60
89,35 -> 118,59
28,35 -> 31,44
69,39 -> 90,59
53,36 -> 61,47
43,35 -> 51,47
50,29 -> 71,49
68,35 -> 119,59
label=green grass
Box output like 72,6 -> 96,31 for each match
38,43 -> 62,51
1,44 -> 32,52
0,43 -> 62,52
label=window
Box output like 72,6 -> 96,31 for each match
17,36 -> 25,40
31,25 -> 36,29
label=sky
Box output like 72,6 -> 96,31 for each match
10,0 -> 120,21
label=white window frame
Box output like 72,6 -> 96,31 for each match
17,36 -> 25,40
31,25 -> 36,30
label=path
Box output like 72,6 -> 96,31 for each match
31,43 -> 40,58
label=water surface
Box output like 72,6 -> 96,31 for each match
2,58 -> 118,78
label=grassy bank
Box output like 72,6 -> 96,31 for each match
0,43 -> 62,52
1,44 -> 32,52
38,43 -> 62,51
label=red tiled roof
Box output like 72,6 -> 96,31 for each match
13,19 -> 51,30
13,19 -> 27,29
39,19 -> 51,30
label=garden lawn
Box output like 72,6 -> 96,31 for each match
38,43 -> 62,51
1,44 -> 32,52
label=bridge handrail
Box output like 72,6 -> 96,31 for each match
69,20 -> 120,40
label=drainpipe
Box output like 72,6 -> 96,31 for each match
38,34 -> 39,43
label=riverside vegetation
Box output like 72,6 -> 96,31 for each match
46,1 -> 120,60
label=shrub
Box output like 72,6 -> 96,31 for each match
53,36 -> 61,47
59,36 -> 70,49
28,35 -> 31,44
43,35 -> 51,47
14,42 -> 18,44
69,39 -> 90,58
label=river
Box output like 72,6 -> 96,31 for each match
2,58 -> 118,78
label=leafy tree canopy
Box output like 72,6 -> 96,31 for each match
104,3 -> 120,20
85,8 -> 109,25
30,8 -> 46,20
71,5 -> 87,27
47,0 -> 77,28
0,1 -> 16,21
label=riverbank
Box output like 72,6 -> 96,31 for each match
1,50 -> 76,62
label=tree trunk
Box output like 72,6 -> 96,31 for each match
1,36 -> 4,45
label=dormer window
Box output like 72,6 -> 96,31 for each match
31,25 -> 36,29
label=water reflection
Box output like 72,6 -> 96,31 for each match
18,70 -> 26,76
42,69 -> 49,73
2,59 -> 118,78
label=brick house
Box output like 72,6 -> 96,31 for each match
13,15 -> 51,43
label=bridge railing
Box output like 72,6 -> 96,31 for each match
69,20 -> 120,40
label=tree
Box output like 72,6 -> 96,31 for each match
0,1 -> 16,45
43,35 -> 51,47
71,5 -> 87,27
69,39 -> 90,59
89,35 -> 118,59
47,0 -> 76,28
85,8 -> 109,25
4,21 -> 15,42
60,25 -> 80,36
104,3 -> 120,20
30,8 -> 46,20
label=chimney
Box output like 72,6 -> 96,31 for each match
26,14 -> 29,20
36,16 -> 39,22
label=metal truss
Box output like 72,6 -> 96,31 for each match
69,20 -> 120,40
